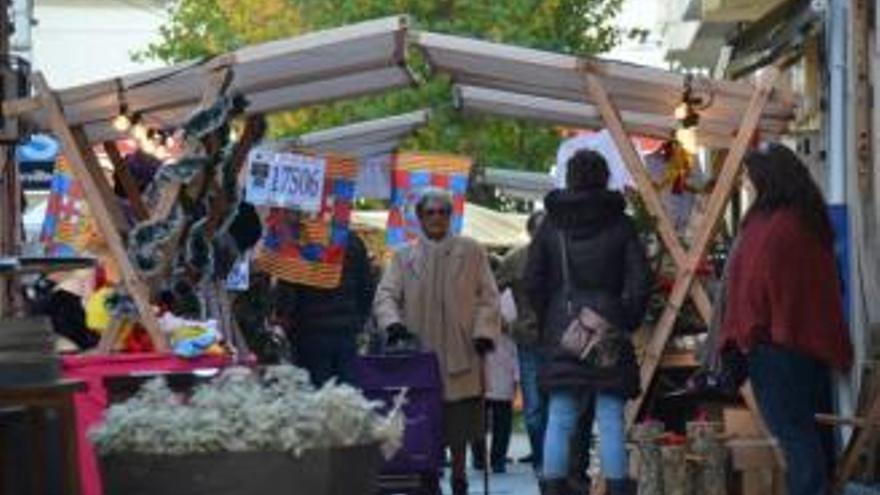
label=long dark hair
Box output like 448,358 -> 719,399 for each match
743,143 -> 834,247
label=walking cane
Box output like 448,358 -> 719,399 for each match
479,353 -> 491,495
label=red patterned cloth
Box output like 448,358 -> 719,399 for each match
255,155 -> 358,289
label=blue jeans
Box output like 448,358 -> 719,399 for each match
293,330 -> 358,386
748,344 -> 833,495
518,346 -> 547,467
543,390 -> 627,480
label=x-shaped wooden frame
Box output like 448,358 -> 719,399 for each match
28,57 -> 243,352
578,64 -> 781,428
31,72 -> 167,351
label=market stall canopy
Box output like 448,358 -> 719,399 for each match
413,31 -> 796,147
481,167 -> 554,202
270,109 -> 430,158
352,202 -> 528,248
4,16 -> 414,145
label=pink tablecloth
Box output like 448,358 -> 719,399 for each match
62,353 -> 234,495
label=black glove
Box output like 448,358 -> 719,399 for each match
386,323 -> 411,345
473,337 -> 495,356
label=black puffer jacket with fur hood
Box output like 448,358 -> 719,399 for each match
525,189 -> 652,398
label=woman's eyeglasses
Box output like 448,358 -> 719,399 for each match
422,208 -> 452,218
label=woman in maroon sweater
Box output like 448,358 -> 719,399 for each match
720,143 -> 852,495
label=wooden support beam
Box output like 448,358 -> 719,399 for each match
103,142 -> 149,222
68,127 -> 130,234
0,145 -> 23,317
817,413 -> 880,429
582,70 -> 714,324
835,367 -> 880,492
32,73 -> 167,352
625,67 -> 780,427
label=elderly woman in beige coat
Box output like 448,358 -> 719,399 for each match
374,188 -> 501,495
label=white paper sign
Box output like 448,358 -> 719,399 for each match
226,253 -> 251,291
245,149 -> 274,206
246,150 -> 326,212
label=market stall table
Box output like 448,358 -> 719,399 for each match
62,353 -> 236,495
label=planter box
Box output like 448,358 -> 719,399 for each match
100,444 -> 382,495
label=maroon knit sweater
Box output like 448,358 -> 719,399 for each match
720,208 -> 853,370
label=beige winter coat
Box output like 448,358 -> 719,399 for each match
374,236 -> 501,401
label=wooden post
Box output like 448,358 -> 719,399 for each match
0,145 -> 21,318
33,73 -> 167,351
835,367 -> 880,492
624,67 -> 780,427
103,141 -> 149,221
68,127 -> 131,234
582,69 -> 714,324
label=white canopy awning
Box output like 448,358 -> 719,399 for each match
6,16 -> 415,145
270,109 -> 430,157
415,30 -> 794,145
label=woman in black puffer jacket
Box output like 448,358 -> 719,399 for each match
526,149 -> 652,495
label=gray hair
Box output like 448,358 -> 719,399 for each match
415,187 -> 454,215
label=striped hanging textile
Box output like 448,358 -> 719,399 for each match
386,152 -> 472,250
40,157 -> 97,256
255,154 -> 357,289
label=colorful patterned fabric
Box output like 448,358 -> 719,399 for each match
386,152 -> 472,249
255,155 -> 357,289
40,157 -> 96,256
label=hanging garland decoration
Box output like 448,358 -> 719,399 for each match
127,92 -> 258,294
652,74 -> 718,196
651,140 -> 707,195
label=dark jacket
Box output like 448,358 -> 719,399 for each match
273,232 -> 375,336
525,189 -> 652,398
496,244 -> 541,347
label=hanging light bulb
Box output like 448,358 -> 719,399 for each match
131,123 -> 148,141
675,127 -> 699,155
141,139 -> 158,155
112,114 -> 132,132
150,130 -> 165,146
674,103 -> 689,121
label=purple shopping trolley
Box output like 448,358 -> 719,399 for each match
355,352 -> 444,495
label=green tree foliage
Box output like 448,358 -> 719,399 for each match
138,0 -> 623,173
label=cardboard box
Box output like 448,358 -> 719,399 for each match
728,438 -> 785,495
724,407 -> 762,438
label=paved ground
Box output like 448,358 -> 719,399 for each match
440,433 -> 540,495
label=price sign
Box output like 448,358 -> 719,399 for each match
246,150 -> 326,212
